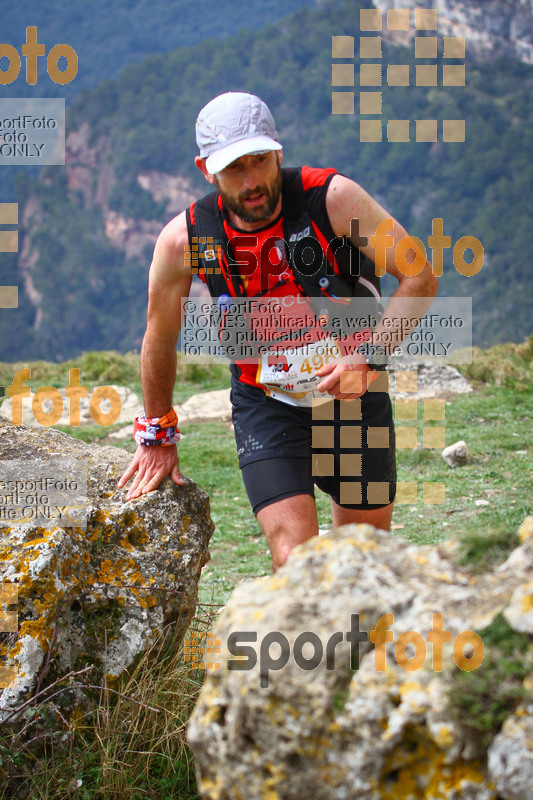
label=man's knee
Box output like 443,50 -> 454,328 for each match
330,499 -> 394,531
269,530 -> 315,571
256,494 -> 319,570
270,539 -> 294,572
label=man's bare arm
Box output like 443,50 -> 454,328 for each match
315,175 -> 438,398
118,212 -> 193,499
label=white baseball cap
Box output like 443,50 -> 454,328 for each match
195,92 -> 282,174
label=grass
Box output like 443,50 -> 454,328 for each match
189,382 -> 531,596
0,350 -> 229,409
0,609 -> 215,799
4,341 -> 531,602
456,336 -> 533,392
1,337 -> 532,796
446,613 -> 533,750
391,384 -> 532,554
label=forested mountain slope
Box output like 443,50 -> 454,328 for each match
2,0 -> 532,360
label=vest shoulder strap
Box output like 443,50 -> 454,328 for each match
192,192 -> 245,298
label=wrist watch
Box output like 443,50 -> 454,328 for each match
356,343 -> 389,368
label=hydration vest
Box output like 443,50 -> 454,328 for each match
186,168 -> 383,357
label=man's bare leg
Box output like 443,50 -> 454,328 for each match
330,499 -> 394,531
256,494 -> 319,572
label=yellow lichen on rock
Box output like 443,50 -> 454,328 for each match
186,518 -> 533,800
431,723 -> 454,750
0,417 -> 213,728
425,759 -> 493,799
260,790 -> 279,800
199,776 -> 223,800
518,516 -> 533,542
382,734 -> 492,800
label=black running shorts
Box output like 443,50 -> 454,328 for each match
230,375 -> 396,515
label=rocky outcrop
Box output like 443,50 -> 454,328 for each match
373,0 -> 533,65
65,122 -> 195,223
98,167 -> 198,263
21,122 -> 197,295
188,518 -> 533,800
64,124 -> 196,260
177,389 -> 233,425
17,121 -> 198,335
106,357 -> 472,441
0,417 -> 213,724
167,355 -> 471,423
104,211 -> 163,263
65,122 -> 115,209
388,355 -> 472,399
18,197 -> 46,331
137,170 -> 197,216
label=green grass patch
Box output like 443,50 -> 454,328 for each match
0,351 -> 143,397
3,347 -> 530,599
455,334 -> 533,392
392,384 -> 532,555
0,350 -> 230,412
0,614 -> 210,799
44,356 -> 533,602
446,614 -> 533,750
179,377 -> 532,601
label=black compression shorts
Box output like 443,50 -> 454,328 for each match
230,375 -> 396,515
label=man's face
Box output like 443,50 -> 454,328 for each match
213,151 -> 282,224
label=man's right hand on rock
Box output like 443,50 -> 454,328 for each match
118,444 -> 185,501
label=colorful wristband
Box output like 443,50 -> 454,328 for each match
133,409 -> 181,446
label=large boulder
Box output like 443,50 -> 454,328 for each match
0,417 -> 213,723
178,389 -> 232,425
188,519 -> 533,800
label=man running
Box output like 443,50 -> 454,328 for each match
118,92 -> 438,571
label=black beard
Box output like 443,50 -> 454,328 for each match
214,167 -> 282,224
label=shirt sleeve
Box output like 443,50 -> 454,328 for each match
300,165 -> 337,191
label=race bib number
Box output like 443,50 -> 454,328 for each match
259,336 -> 341,407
